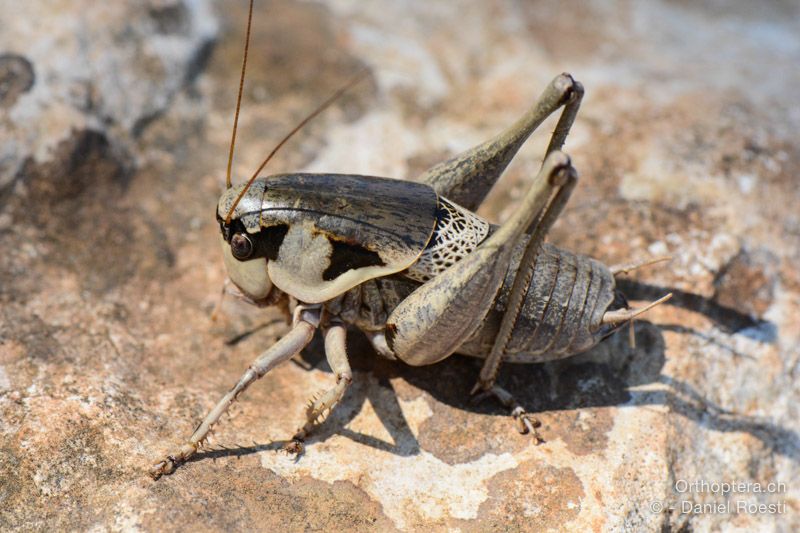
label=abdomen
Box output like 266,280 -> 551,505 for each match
457,241 -> 616,362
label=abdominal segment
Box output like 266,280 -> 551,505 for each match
458,242 -> 616,363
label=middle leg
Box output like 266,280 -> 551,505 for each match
286,321 -> 353,454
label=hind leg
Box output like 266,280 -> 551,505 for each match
418,73 -> 583,211
466,84 -> 583,435
473,163 -> 579,393
387,152 -> 575,366
468,159 -> 578,441
472,384 -> 543,442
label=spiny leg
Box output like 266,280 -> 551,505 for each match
418,73 -> 581,211
468,79 -> 583,387
477,81 -> 583,385
149,308 -> 319,480
472,384 -> 543,443
470,156 -> 579,439
474,165 -> 579,395
285,322 -> 352,455
388,151 -> 574,366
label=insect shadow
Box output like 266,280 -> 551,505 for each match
289,305 -> 797,464
618,278 -> 777,343
194,289 -> 796,466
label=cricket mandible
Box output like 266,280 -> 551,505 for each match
149,0 -> 671,479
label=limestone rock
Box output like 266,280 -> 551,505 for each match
1,1 -> 798,531
0,0 -> 217,192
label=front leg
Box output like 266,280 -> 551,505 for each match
149,307 -> 319,479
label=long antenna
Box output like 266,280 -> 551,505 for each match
224,68 -> 369,224
610,255 -> 672,276
225,0 -> 255,189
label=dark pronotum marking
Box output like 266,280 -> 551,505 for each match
323,239 -> 385,281
255,224 -> 290,260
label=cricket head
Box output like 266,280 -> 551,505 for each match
217,179 -> 274,302
214,0 -> 365,305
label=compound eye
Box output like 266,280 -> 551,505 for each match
230,233 -> 254,260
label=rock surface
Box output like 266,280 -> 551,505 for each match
1,0 -> 798,531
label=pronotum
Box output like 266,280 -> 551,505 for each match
150,0 -> 671,479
